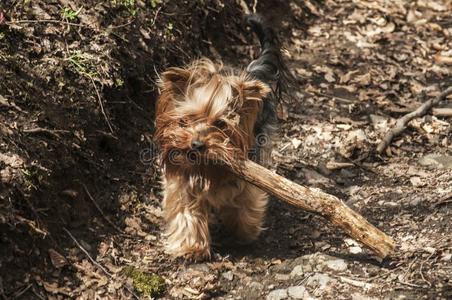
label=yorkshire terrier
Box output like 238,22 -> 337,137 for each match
154,15 -> 290,260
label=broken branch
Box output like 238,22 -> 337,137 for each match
432,107 -> 452,117
226,159 -> 395,258
377,86 -> 452,154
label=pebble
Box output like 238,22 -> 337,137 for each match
287,285 -> 310,299
410,176 -> 423,187
266,288 -> 288,300
222,271 -> 234,281
290,265 -> 305,278
409,197 -> 422,207
243,281 -> 264,299
349,246 -> 363,254
325,259 -> 348,272
306,273 -> 334,289
419,154 -> 452,169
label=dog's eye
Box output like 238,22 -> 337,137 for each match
213,119 -> 227,129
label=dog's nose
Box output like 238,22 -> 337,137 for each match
191,140 -> 205,151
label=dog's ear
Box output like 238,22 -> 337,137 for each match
159,67 -> 191,95
241,80 -> 271,101
233,80 -> 271,149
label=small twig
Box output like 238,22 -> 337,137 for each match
398,280 -> 424,288
305,90 -> 356,104
88,75 -> 114,134
377,86 -> 452,154
31,287 -> 45,300
151,6 -> 162,26
63,227 -> 113,277
365,266 -> 402,282
402,257 -> 418,281
0,95 -> 23,111
338,276 -> 373,289
6,19 -> 92,28
22,127 -> 70,139
15,215 -> 48,236
418,252 -> 434,287
337,152 -> 379,175
109,19 -> 135,29
80,183 -> 124,234
12,284 -> 32,299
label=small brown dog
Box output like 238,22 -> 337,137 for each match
154,15 -> 289,260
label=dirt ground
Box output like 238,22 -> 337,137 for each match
1,0 -> 451,299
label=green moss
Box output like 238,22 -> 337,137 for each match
124,266 -> 165,297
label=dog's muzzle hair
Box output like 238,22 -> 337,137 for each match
153,14 -> 290,261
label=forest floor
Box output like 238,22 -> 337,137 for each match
0,0 -> 451,299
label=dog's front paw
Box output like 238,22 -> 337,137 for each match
182,244 -> 211,262
168,243 -> 211,262
166,237 -> 212,262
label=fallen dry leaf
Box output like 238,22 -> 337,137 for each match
48,248 -> 68,269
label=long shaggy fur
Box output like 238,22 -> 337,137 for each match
154,15 -> 288,261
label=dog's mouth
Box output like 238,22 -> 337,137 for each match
165,146 -> 230,167
185,149 -> 224,166
186,149 -> 203,164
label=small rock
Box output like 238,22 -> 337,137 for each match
369,114 -> 388,132
145,234 -> 157,241
349,246 -> 363,254
325,259 -> 348,272
266,289 -> 288,300
243,281 -> 264,299
287,285 -> 309,299
344,238 -> 360,247
291,138 -> 302,149
424,247 -> 436,254
409,197 -> 422,207
440,252 -> 451,262
419,154 -> 452,169
222,271 -> 234,281
306,273 -> 334,289
290,265 -> 304,278
410,176 -> 423,187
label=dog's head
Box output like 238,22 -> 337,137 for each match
155,59 -> 270,173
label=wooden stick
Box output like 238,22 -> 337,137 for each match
432,107 -> 452,117
225,159 -> 395,258
377,86 -> 452,154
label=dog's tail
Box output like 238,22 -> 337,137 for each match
245,14 -> 292,100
